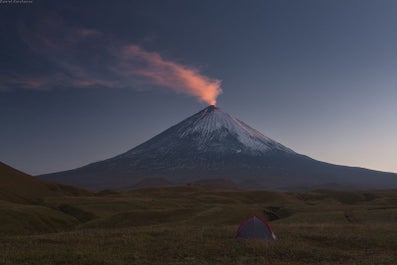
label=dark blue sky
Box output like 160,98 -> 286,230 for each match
1,0 -> 396,175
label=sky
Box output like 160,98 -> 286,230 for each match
0,0 -> 396,175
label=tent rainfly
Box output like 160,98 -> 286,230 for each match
235,215 -> 276,240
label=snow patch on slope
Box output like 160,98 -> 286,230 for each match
178,106 -> 294,154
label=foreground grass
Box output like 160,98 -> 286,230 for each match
1,224 -> 396,265
0,188 -> 396,264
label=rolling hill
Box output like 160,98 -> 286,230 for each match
0,161 -> 89,204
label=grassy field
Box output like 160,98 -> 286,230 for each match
0,187 -> 396,264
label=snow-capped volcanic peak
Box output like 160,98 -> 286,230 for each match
40,104 -> 397,191
117,105 -> 295,160
176,105 -> 294,154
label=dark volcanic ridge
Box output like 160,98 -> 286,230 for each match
39,105 -> 397,191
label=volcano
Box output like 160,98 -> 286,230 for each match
40,105 -> 397,190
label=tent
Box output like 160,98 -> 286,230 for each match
235,215 -> 276,240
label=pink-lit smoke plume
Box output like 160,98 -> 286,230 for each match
121,45 -> 222,105
3,15 -> 222,105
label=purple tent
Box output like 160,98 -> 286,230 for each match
235,215 -> 276,240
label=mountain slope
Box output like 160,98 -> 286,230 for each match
0,161 -> 89,203
40,105 -> 397,190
